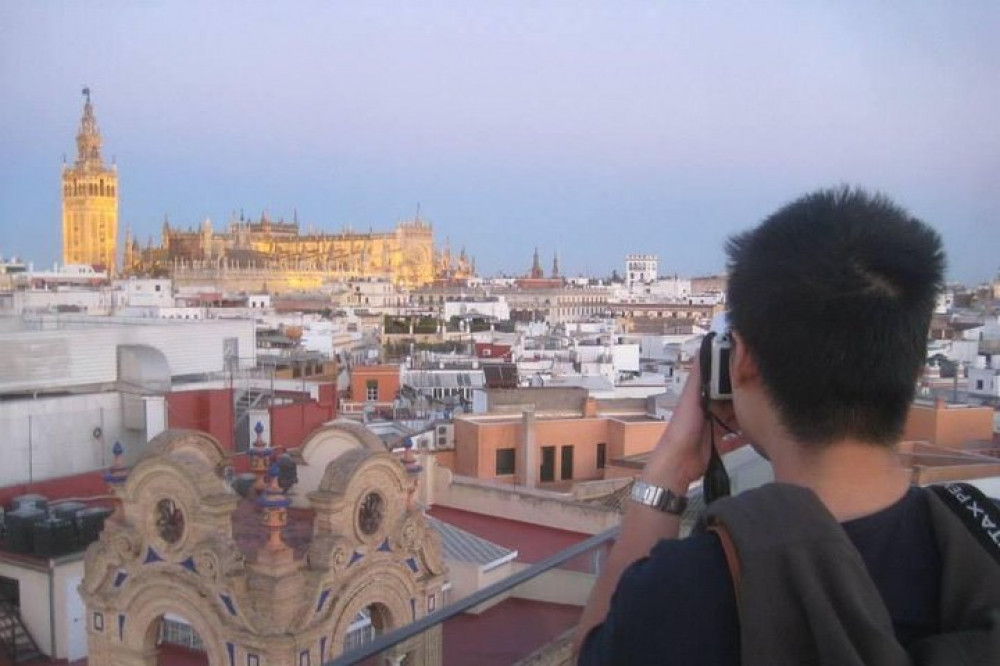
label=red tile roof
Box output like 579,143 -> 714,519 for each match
427,506 -> 598,572
442,597 -> 581,666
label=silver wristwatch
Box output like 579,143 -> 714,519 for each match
630,480 -> 688,515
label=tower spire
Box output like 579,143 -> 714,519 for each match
530,247 -> 543,279
76,87 -> 104,170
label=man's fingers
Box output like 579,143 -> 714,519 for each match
718,432 -> 751,455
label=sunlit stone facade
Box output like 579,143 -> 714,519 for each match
81,426 -> 445,665
125,215 -> 475,292
62,89 -> 118,272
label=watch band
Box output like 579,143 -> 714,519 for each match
630,480 -> 688,515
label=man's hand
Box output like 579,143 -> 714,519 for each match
573,361 -> 746,658
642,361 -> 745,495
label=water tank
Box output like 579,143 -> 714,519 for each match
76,507 -> 113,546
33,517 -> 75,557
51,502 -> 88,546
6,506 -> 46,554
51,501 -> 87,521
11,494 -> 48,512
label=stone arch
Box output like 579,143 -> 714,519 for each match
119,435 -> 237,551
138,429 -> 227,469
317,447 -> 406,496
294,421 -> 388,506
325,561 -> 420,660
309,449 -> 409,544
116,583 -> 229,666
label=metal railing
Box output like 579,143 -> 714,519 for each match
325,525 -> 619,666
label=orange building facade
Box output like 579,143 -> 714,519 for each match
903,399 -> 995,449
349,364 -> 402,404
452,411 -> 666,485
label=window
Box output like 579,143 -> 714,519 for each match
158,618 -> 204,650
495,448 -> 516,475
977,380 -> 984,390
366,379 -> 379,402
561,445 -> 574,480
597,442 -> 606,470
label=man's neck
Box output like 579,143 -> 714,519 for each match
770,439 -> 911,522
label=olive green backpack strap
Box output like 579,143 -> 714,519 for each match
929,482 -> 1000,566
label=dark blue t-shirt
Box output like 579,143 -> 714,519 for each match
580,487 -> 941,665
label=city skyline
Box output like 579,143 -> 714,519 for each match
1,2 -> 998,282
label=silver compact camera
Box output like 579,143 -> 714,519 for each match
707,329 -> 733,401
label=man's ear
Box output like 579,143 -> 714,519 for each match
731,331 -> 760,387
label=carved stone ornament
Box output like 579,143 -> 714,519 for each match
110,526 -> 142,563
155,498 -> 185,544
396,513 -> 424,552
306,535 -> 352,573
357,491 -> 385,537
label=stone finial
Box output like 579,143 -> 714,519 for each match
103,441 -> 129,487
248,422 -> 273,494
258,462 -> 293,559
400,438 -> 423,511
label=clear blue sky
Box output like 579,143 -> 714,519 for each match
1,2 -> 997,282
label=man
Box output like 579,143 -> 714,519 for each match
575,187 -> 1000,664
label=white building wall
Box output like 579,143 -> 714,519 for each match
935,290 -> 955,314
0,318 -> 256,394
247,294 -> 271,309
648,277 -> 692,300
968,360 -> 1000,398
959,325 -> 985,342
625,254 -> 658,287
687,292 -> 725,305
949,340 -> 980,365
0,393 -> 126,486
157,307 -> 207,320
113,278 -> 174,308
0,557 -> 87,661
612,344 -> 641,373
443,298 -> 510,321
3,289 -> 113,315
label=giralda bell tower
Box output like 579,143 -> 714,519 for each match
62,88 -> 118,272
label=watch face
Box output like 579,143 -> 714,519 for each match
155,498 -> 185,544
358,492 -> 384,536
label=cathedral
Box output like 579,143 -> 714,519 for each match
123,213 -> 471,291
62,88 -> 119,271
60,89 -> 475,288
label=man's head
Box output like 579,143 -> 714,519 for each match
726,186 -> 945,447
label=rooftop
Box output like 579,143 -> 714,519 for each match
427,506 -> 594,572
